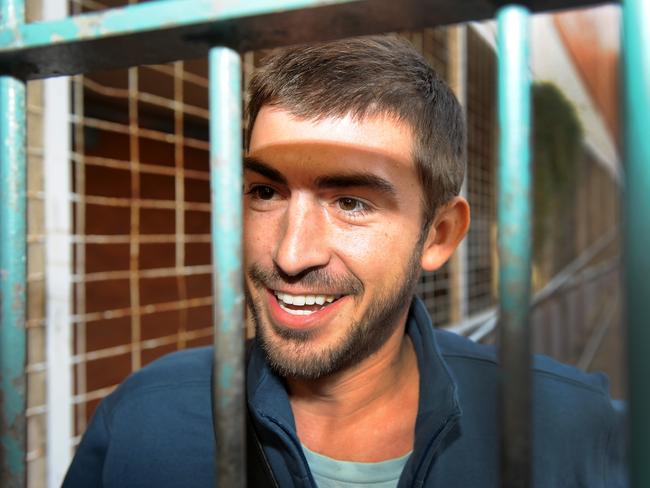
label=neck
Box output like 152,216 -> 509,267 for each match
286,311 -> 421,461
287,325 -> 416,418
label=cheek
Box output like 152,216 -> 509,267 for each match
244,211 -> 275,262
330,223 -> 419,270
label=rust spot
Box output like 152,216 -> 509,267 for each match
12,282 -> 25,314
0,375 -> 27,487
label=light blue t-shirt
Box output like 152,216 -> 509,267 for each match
302,444 -> 411,488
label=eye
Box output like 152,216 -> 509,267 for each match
248,185 -> 277,200
336,197 -> 369,214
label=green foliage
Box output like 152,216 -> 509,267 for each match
532,82 -> 583,270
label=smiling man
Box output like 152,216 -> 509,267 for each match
64,36 -> 625,488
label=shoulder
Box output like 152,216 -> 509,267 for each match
432,328 -> 616,444
76,347 -> 217,486
432,329 -> 623,480
102,347 -> 213,417
120,346 -> 212,390
434,328 -> 610,397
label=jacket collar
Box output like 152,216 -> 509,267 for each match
404,298 -> 462,485
246,296 -> 462,482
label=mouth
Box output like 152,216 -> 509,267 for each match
264,288 -> 347,330
273,290 -> 342,316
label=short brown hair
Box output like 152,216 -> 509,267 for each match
246,35 -> 466,226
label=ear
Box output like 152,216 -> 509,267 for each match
420,197 -> 470,272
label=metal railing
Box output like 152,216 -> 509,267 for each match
0,0 -> 648,487
445,227 -> 620,356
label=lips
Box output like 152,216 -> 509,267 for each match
274,290 -> 341,313
266,289 -> 345,328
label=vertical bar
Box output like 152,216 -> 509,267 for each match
44,78 -> 73,487
209,47 -> 245,487
497,5 -> 532,488
447,25 -> 469,323
622,0 -> 650,486
42,0 -> 73,485
174,61 -> 189,351
0,0 -> 26,483
128,66 -> 142,373
71,75 -> 87,437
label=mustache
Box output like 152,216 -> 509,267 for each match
248,263 -> 364,296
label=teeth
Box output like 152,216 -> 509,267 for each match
278,302 -> 314,315
274,291 -> 340,307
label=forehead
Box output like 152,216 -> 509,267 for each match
248,106 -> 415,173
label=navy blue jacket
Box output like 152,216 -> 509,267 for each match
63,298 -> 626,487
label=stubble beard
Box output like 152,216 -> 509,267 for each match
245,241 -> 424,380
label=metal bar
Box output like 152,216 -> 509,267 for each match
44,60 -> 73,488
496,5 -> 532,488
209,47 -> 245,488
0,0 -> 26,482
43,3 -> 72,486
447,25 -> 469,324
174,60 -> 189,351
0,0 -> 611,81
127,65 -> 142,373
622,0 -> 650,486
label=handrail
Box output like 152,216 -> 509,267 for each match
443,227 -> 620,343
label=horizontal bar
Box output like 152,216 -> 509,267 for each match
72,154 -> 210,182
72,264 -> 213,283
27,325 -> 211,374
70,114 -> 211,151
71,328 -> 213,364
0,0 -> 611,80
622,0 -> 650,486
71,234 -> 212,244
72,385 -> 118,405
497,5 -> 532,488
71,295 -> 213,324
83,78 -> 211,120
24,195 -> 212,212
142,64 -> 210,87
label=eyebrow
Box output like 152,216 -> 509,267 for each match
243,156 -> 287,185
243,156 -> 397,197
314,174 -> 397,197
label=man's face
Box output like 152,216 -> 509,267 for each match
244,107 -> 429,380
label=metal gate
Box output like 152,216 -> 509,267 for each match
1,0 -> 648,486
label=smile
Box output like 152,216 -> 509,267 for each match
273,290 -> 342,316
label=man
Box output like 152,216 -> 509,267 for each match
64,36 -> 624,487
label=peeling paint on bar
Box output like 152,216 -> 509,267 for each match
0,0 -> 641,485
496,5 -> 532,488
0,0 -> 610,80
0,0 -> 356,48
622,0 -> 650,486
209,47 -> 245,487
0,0 -> 27,486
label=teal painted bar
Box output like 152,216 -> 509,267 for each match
0,0 -> 354,50
497,5 -> 532,487
622,0 -> 650,486
0,0 -> 612,81
209,47 -> 245,487
0,0 -> 26,483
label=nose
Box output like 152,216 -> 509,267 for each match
273,193 -> 330,276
